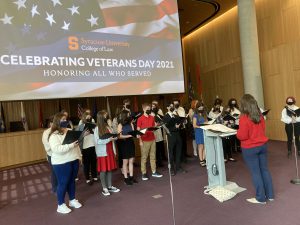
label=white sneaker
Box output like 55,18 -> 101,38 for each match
69,199 -> 82,209
57,203 -> 72,214
102,188 -> 111,196
246,198 -> 266,204
108,186 -> 120,193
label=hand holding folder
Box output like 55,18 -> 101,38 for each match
62,130 -> 86,145
99,133 -> 119,140
128,130 -> 146,137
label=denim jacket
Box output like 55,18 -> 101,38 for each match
94,127 -> 116,157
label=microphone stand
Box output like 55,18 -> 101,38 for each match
286,107 -> 300,184
161,123 -> 176,225
290,120 -> 300,184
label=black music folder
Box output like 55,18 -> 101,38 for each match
145,126 -> 160,131
207,116 -> 213,121
164,117 -> 184,129
84,122 -> 96,134
128,130 -> 145,137
99,133 -> 119,140
286,108 -> 300,117
62,130 -> 84,145
222,114 -> 236,122
261,109 -> 270,116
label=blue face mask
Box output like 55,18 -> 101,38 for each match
60,120 -> 69,128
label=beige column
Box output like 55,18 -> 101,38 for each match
238,0 -> 264,107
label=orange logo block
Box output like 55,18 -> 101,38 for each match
68,36 -> 79,50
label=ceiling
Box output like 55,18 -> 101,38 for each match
177,0 -> 237,36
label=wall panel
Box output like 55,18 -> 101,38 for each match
183,0 -> 300,141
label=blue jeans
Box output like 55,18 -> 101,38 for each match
53,160 -> 79,205
242,144 -> 274,202
47,155 -> 58,193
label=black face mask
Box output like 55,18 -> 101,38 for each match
174,104 -> 179,109
145,110 -> 151,115
124,117 -> 131,123
60,121 -> 69,128
170,107 -> 175,112
152,108 -> 158,114
86,118 -> 92,123
125,104 -> 131,109
287,102 -> 294,106
213,107 -> 220,112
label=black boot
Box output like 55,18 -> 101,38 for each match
124,177 -> 133,185
129,176 -> 138,184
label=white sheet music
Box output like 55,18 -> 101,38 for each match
200,124 -> 237,133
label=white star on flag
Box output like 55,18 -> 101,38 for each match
46,12 -> 56,26
31,4 -> 40,18
62,21 -> 70,30
14,0 -> 27,10
68,5 -> 80,16
51,0 -> 62,7
87,14 -> 98,27
0,13 -> 14,25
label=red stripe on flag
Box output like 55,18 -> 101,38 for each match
102,0 -> 178,28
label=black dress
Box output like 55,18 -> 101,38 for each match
119,123 -> 135,159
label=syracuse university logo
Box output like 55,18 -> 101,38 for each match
68,36 -> 79,51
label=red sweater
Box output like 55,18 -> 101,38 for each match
137,114 -> 155,142
236,115 -> 268,149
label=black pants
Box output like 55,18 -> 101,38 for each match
222,137 -> 233,159
167,132 -> 182,170
156,141 -> 166,166
180,128 -> 188,161
285,123 -> 300,153
82,146 -> 97,180
231,135 -> 240,152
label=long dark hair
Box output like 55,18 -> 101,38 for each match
48,113 -> 65,140
240,94 -> 261,124
97,110 -> 108,136
119,110 -> 131,125
114,105 -> 123,119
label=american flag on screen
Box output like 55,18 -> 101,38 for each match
95,0 -> 180,39
0,0 -> 179,48
0,0 -> 105,48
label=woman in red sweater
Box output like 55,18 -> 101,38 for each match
237,94 -> 274,204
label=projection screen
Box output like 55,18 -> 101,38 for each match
0,0 -> 185,100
